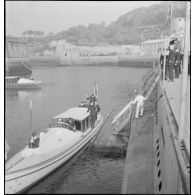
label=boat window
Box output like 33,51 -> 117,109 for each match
75,120 -> 81,131
62,123 -> 66,128
86,117 -> 89,129
62,118 -> 67,123
82,120 -> 85,132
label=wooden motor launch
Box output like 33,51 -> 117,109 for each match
5,82 -> 103,194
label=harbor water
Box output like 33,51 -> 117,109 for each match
5,66 -> 149,194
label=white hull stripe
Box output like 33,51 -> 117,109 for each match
6,116 -> 103,181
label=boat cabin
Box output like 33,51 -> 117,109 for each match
52,107 -> 90,132
5,76 -> 21,83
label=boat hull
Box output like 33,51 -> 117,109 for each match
5,114 -> 103,194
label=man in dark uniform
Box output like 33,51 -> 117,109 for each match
29,132 -> 40,149
180,50 -> 184,73
160,49 -> 169,80
188,51 -> 191,75
174,48 -> 181,79
87,102 -> 97,129
168,45 -> 176,81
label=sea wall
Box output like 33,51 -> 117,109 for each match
62,56 -> 118,66
29,56 -> 60,66
60,55 -> 160,68
118,55 -> 159,68
28,55 -> 160,68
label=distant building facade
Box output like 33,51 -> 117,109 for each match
46,39 -> 141,58
6,37 -> 28,58
141,39 -> 170,56
141,18 -> 185,56
49,40 -> 58,48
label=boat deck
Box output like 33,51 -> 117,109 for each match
164,75 -> 190,155
122,74 -> 190,194
90,108 -> 128,157
121,84 -> 156,194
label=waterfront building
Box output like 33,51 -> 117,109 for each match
141,39 -> 170,56
6,36 -> 28,58
141,17 -> 185,56
6,36 -> 31,76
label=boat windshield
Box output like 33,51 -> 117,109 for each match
51,118 -> 76,131
6,77 -> 20,83
57,122 -> 75,131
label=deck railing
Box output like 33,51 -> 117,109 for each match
112,65 -> 161,134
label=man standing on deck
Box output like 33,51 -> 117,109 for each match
160,49 -> 169,80
132,91 -> 147,118
174,48 -> 181,79
29,132 -> 40,149
168,45 -> 176,81
87,102 -> 97,128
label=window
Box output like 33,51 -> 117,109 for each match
75,120 -> 81,130
86,117 -> 89,129
82,120 -> 85,132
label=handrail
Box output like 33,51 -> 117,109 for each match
112,65 -> 161,134
141,65 -> 161,95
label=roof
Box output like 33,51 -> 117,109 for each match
5,76 -> 20,79
53,107 -> 89,121
142,39 -> 165,44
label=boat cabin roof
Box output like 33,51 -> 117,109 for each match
53,107 -> 89,121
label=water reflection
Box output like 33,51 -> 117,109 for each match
6,89 -> 42,101
6,66 -> 149,194
26,147 -> 125,194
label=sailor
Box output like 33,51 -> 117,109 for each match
87,102 -> 97,128
132,91 -> 147,119
67,118 -> 75,131
174,48 -> 181,79
95,103 -> 100,113
188,51 -> 191,75
88,94 -> 97,104
168,45 -> 176,81
79,101 -> 87,107
160,48 -> 169,80
29,132 -> 40,149
180,50 -> 184,73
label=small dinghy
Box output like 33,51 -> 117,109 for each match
5,76 -> 42,89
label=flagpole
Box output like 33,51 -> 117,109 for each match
178,2 -> 190,142
170,1 -> 173,21
170,2 -> 173,36
30,99 -> 32,133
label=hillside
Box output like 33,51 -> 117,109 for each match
25,1 -> 187,52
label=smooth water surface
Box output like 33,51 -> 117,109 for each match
5,66 -> 148,194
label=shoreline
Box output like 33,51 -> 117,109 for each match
29,55 -> 159,68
